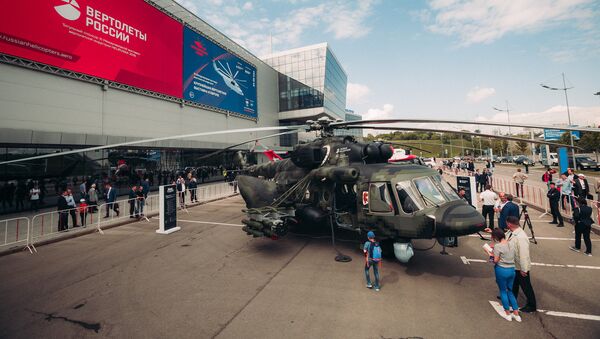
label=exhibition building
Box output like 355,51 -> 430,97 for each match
0,0 -> 356,184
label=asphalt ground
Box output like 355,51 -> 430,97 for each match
0,196 -> 599,339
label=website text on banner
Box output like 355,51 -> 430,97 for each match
0,0 -> 183,97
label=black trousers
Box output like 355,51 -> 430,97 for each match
69,209 -> 78,226
549,200 -> 563,224
58,211 -> 69,231
482,205 -> 495,228
513,270 -> 536,309
129,201 -> 136,217
575,223 -> 592,254
515,183 -> 524,197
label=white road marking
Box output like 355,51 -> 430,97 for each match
177,219 -> 244,228
467,235 -> 599,241
489,301 -> 600,322
463,257 -> 600,270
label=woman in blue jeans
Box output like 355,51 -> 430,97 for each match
488,228 -> 521,322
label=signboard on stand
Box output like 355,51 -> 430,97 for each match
457,176 -> 477,206
157,184 -> 180,234
540,145 -> 550,166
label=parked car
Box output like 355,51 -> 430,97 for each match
514,155 -> 535,166
568,156 -> 599,171
422,157 -> 437,168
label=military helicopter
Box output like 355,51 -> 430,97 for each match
235,118 -> 486,263
2,117 -> 594,262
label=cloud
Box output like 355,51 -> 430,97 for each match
346,83 -> 370,106
242,2 -> 253,10
324,0 -> 376,39
175,1 -> 377,56
466,86 -> 496,103
422,0 -> 597,45
362,104 -> 394,120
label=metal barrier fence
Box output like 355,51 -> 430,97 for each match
177,181 -> 238,210
2,182 -> 239,254
30,205 -> 100,245
97,195 -> 160,232
0,217 -> 34,253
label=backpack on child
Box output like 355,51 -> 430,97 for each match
368,241 -> 382,262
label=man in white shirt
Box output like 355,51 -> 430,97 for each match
506,215 -> 537,313
480,184 -> 498,228
512,169 -> 528,198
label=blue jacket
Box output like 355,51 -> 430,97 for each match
499,201 -> 519,230
106,187 -> 117,203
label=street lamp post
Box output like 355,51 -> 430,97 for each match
540,73 -> 576,168
493,101 -> 512,156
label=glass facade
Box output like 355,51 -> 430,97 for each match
263,43 -> 347,121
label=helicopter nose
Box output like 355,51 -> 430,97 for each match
434,200 -> 486,237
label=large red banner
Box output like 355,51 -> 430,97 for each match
0,0 -> 182,98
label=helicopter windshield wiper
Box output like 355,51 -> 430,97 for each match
417,190 -> 439,208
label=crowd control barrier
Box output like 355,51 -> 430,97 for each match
0,217 -> 34,253
176,181 -> 238,210
97,195 -> 160,231
2,182 -> 240,255
30,205 -> 99,247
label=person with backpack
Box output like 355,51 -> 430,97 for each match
363,231 -> 382,291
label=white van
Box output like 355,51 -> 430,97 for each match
548,153 -> 558,166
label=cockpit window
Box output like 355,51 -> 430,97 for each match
413,177 -> 446,206
433,175 -> 461,201
368,182 -> 394,213
395,181 -> 423,213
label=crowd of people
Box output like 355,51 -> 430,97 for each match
439,159 -> 598,321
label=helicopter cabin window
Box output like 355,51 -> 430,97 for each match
413,177 -> 446,206
395,181 -> 423,213
368,182 -> 395,214
433,175 -> 461,201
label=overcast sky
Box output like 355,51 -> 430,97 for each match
176,0 -> 600,132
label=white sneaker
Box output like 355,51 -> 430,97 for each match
366,284 -> 373,289
569,246 -> 580,253
512,314 -> 522,322
503,314 -> 512,322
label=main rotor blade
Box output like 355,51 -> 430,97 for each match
387,142 -> 432,154
332,119 -> 600,133
0,126 -> 306,165
195,130 -> 297,161
388,140 -> 481,151
344,125 -> 582,149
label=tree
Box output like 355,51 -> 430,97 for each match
558,131 -> 571,145
578,132 -> 600,152
515,140 -> 529,154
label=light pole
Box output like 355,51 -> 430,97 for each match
540,73 -> 576,167
493,101 -> 512,156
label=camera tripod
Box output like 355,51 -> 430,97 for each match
519,204 -> 537,244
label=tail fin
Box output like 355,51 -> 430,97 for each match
263,149 -> 283,162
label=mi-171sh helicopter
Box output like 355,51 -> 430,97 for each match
2,117 -> 592,263
236,118 -> 486,263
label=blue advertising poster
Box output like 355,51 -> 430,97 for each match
183,27 -> 257,119
558,147 -> 569,174
543,129 -> 580,141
